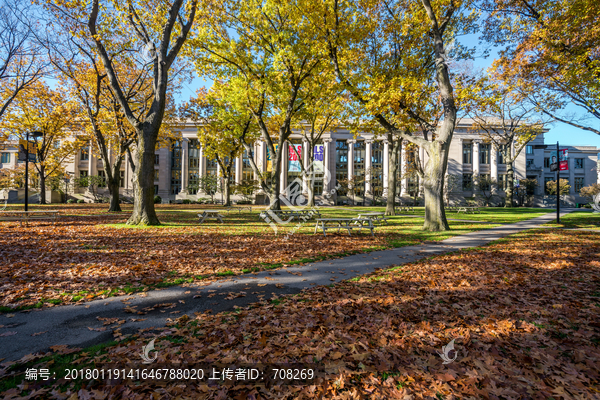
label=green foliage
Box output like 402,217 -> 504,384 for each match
154,195 -> 162,204
76,199 -> 84,204
546,179 -> 571,196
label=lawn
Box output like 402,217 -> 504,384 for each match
543,210 -> 600,230
0,204 -> 551,310
1,228 -> 598,398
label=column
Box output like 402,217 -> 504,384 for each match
302,140 -> 309,193
418,146 -> 425,197
473,140 -> 480,191
88,142 -> 97,176
347,139 -> 355,183
323,138 -> 333,193
179,138 -> 189,194
401,142 -> 408,196
280,142 -> 287,194
365,139 -> 372,194
199,146 -> 205,178
491,144 -> 498,194
235,155 -> 243,184
383,140 -> 389,194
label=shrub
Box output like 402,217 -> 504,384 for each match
154,195 -> 162,204
182,199 -> 191,204
66,199 -> 75,204
76,199 -> 84,204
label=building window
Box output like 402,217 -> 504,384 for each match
188,139 -> 200,194
479,144 -> 490,164
462,173 -> 473,190
574,177 -> 585,193
526,145 -> 533,154
80,170 -> 88,178
353,141 -> 365,198
154,169 -> 159,182
119,171 -> 125,187
526,159 -> 535,168
206,158 -> 218,176
97,170 -> 106,187
544,157 -> 550,168
498,174 -> 509,191
242,149 -> 253,183
544,177 -> 553,195
335,140 -> 348,195
479,174 -> 491,191
154,185 -> 159,195
575,158 -> 584,169
463,143 -> 472,164
371,141 -> 383,198
155,154 -> 160,165
171,170 -> 181,194
80,146 -> 89,161
1,152 -> 10,163
497,144 -> 508,165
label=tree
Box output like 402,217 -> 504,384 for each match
483,0 -> 600,135
468,81 -> 545,207
0,0 -> 46,122
0,163 -> 25,190
185,85 -> 259,207
315,0 -> 479,228
580,183 -> 600,202
546,179 -> 571,202
0,81 -> 82,203
235,179 -> 259,203
476,175 -> 498,206
75,175 -> 105,201
46,0 -> 199,224
198,174 -> 218,203
190,0 -> 322,211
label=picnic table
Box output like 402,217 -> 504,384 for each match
395,204 -> 414,212
357,212 -> 388,225
226,206 -> 253,213
0,210 -> 61,226
452,206 -> 481,214
197,210 -> 224,224
313,218 -> 375,236
259,209 -> 321,223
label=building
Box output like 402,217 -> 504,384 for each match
1,120 -> 598,206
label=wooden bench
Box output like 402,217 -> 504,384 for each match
313,218 -> 375,236
357,212 -> 388,225
395,204 -> 414,212
0,210 -> 61,226
198,210 -> 224,224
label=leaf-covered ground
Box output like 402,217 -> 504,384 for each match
0,205 -> 548,310
2,228 -> 599,399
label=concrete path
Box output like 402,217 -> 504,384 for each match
0,210 -> 578,362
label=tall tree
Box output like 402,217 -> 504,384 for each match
0,81 -> 82,203
0,0 -> 46,122
315,0 -> 479,229
467,80 -> 545,207
483,0 -> 600,135
185,85 -> 259,207
189,0 -> 322,210
45,0 -> 198,224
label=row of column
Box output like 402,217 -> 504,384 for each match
471,140 -> 499,191
173,138 -> 423,198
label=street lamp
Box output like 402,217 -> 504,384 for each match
23,131 -> 43,211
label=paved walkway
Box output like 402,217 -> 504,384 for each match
0,210 -> 580,362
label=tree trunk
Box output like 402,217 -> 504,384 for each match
127,132 -> 159,225
107,179 -> 122,212
223,179 -> 231,206
385,139 -> 400,216
505,162 -> 514,208
39,165 -> 46,204
423,141 -> 450,231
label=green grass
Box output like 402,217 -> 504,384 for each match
543,210 -> 600,229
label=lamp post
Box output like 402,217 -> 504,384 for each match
24,131 -> 43,211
